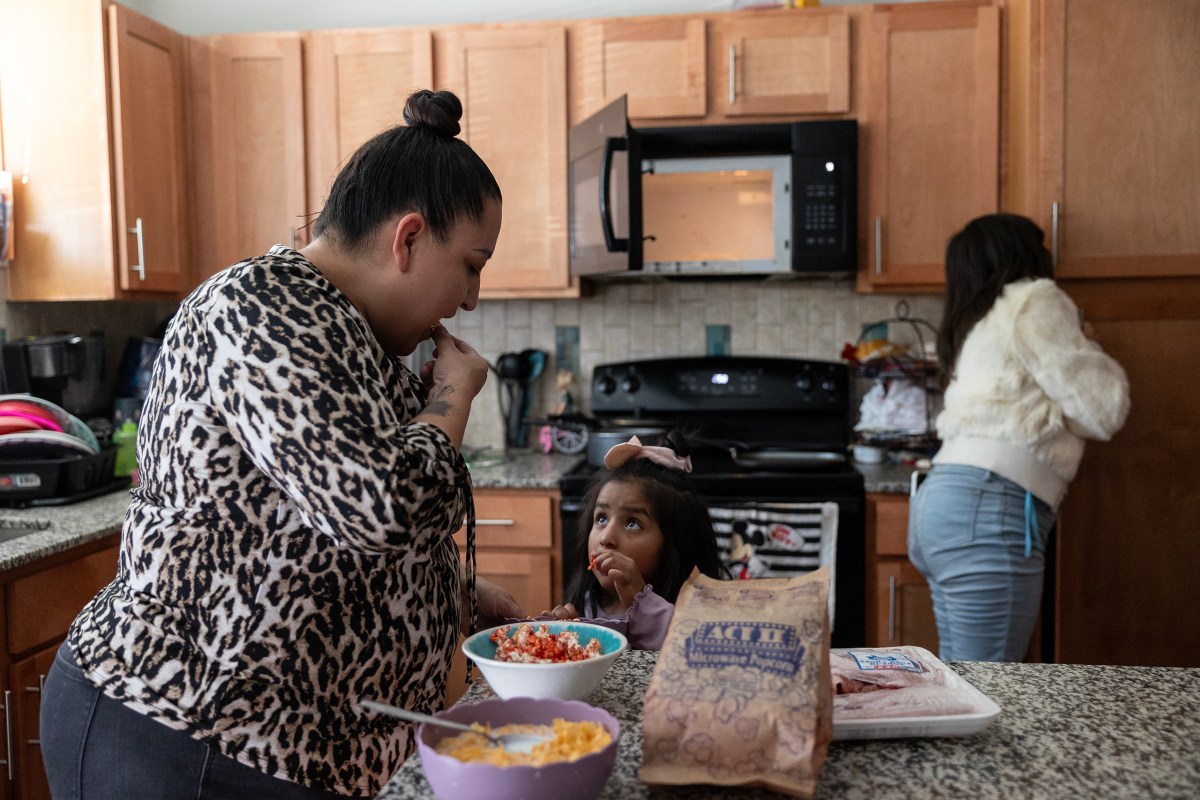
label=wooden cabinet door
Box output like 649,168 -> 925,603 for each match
1036,0 -> 1200,279
8,644 -> 56,800
438,26 -> 573,297
871,560 -> 938,652
304,28 -> 434,216
1053,305 -> 1200,666
712,11 -> 850,117
189,33 -> 307,283
862,2 -> 999,290
0,0 -> 115,301
107,4 -> 190,294
574,17 -> 707,121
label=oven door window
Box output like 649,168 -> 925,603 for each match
709,502 -> 838,628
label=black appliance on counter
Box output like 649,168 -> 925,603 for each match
559,355 -> 866,647
1,332 -> 108,418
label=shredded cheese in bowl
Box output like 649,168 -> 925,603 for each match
434,718 -> 613,767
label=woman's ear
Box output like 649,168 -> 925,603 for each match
390,212 -> 427,273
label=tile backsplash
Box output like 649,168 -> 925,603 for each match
445,278 -> 944,453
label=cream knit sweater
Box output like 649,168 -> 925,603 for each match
933,278 -> 1130,509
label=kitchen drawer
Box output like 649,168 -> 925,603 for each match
455,492 -> 554,549
7,544 -> 119,655
870,494 -> 910,557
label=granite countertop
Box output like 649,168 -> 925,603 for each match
466,451 -> 583,490
467,450 -> 916,495
0,487 -> 130,572
379,650 -> 1200,800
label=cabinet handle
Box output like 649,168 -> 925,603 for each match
728,44 -> 737,106
128,216 -> 146,281
290,227 -> 298,249
1050,201 -> 1060,269
887,575 -> 897,641
874,215 -> 883,276
1,689 -> 11,780
475,518 -> 516,527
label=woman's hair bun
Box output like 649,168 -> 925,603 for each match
402,89 -> 463,138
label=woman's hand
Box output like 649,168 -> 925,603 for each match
416,325 -> 489,449
591,550 -> 647,610
423,325 -> 488,400
466,577 -> 524,634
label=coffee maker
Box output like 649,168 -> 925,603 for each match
1,332 -> 108,418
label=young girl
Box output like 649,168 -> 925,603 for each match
546,431 -> 729,649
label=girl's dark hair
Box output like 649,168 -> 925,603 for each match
565,431 -> 729,610
936,213 -> 1054,388
311,89 -> 501,252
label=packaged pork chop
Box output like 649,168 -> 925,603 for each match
640,568 -> 832,798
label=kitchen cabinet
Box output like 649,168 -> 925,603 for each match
0,1 -> 189,300
710,10 -> 850,119
572,17 -> 708,122
445,488 -> 561,706
572,9 -> 849,125
437,25 -> 575,298
188,32 -> 307,283
303,28 -> 434,219
865,493 -> 938,652
858,1 -> 1000,292
0,536 -> 119,800
1050,287 -> 1200,667
1026,0 -> 1200,278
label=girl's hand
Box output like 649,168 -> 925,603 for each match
541,603 -> 579,620
590,550 -> 647,610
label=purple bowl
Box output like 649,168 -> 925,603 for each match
416,696 -> 620,800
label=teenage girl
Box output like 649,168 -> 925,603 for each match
909,213 -> 1130,662
546,431 -> 730,649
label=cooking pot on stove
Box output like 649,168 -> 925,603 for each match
586,425 -> 669,468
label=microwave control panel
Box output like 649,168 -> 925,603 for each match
794,155 -> 851,256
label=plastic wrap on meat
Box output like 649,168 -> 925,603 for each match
831,647 -> 981,720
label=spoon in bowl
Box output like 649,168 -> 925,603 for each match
358,698 -> 551,754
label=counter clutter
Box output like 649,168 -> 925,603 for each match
380,650 -> 1200,800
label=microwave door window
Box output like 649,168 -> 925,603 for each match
642,154 -> 790,275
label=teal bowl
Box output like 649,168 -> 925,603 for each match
462,621 -> 628,701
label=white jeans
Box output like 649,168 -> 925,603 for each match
908,465 -> 1055,662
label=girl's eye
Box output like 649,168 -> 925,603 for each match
625,518 -> 642,531
594,512 -> 608,526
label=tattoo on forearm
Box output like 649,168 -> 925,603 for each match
424,385 -> 457,418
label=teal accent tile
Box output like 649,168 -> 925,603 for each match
555,325 -> 580,375
706,324 -> 731,357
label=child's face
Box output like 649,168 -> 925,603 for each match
587,479 -> 664,589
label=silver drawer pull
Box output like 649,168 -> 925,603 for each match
475,518 -> 516,526
887,575 -> 897,642
128,217 -> 146,281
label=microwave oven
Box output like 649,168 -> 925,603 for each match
568,96 -> 857,279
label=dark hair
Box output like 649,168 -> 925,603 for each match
937,213 -> 1054,387
565,431 -> 729,610
312,89 -> 501,252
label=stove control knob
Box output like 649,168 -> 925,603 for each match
796,376 -> 814,392
620,374 -> 641,394
821,379 -> 837,393
596,375 -> 618,395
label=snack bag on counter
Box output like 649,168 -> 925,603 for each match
639,567 -> 832,798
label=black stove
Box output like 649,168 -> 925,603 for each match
559,356 -> 866,647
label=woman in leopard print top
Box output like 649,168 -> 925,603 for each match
40,90 -> 521,798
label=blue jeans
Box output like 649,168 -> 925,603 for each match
908,465 -> 1056,662
40,642 -> 355,800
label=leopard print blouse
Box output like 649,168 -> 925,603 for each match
68,246 -> 473,797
